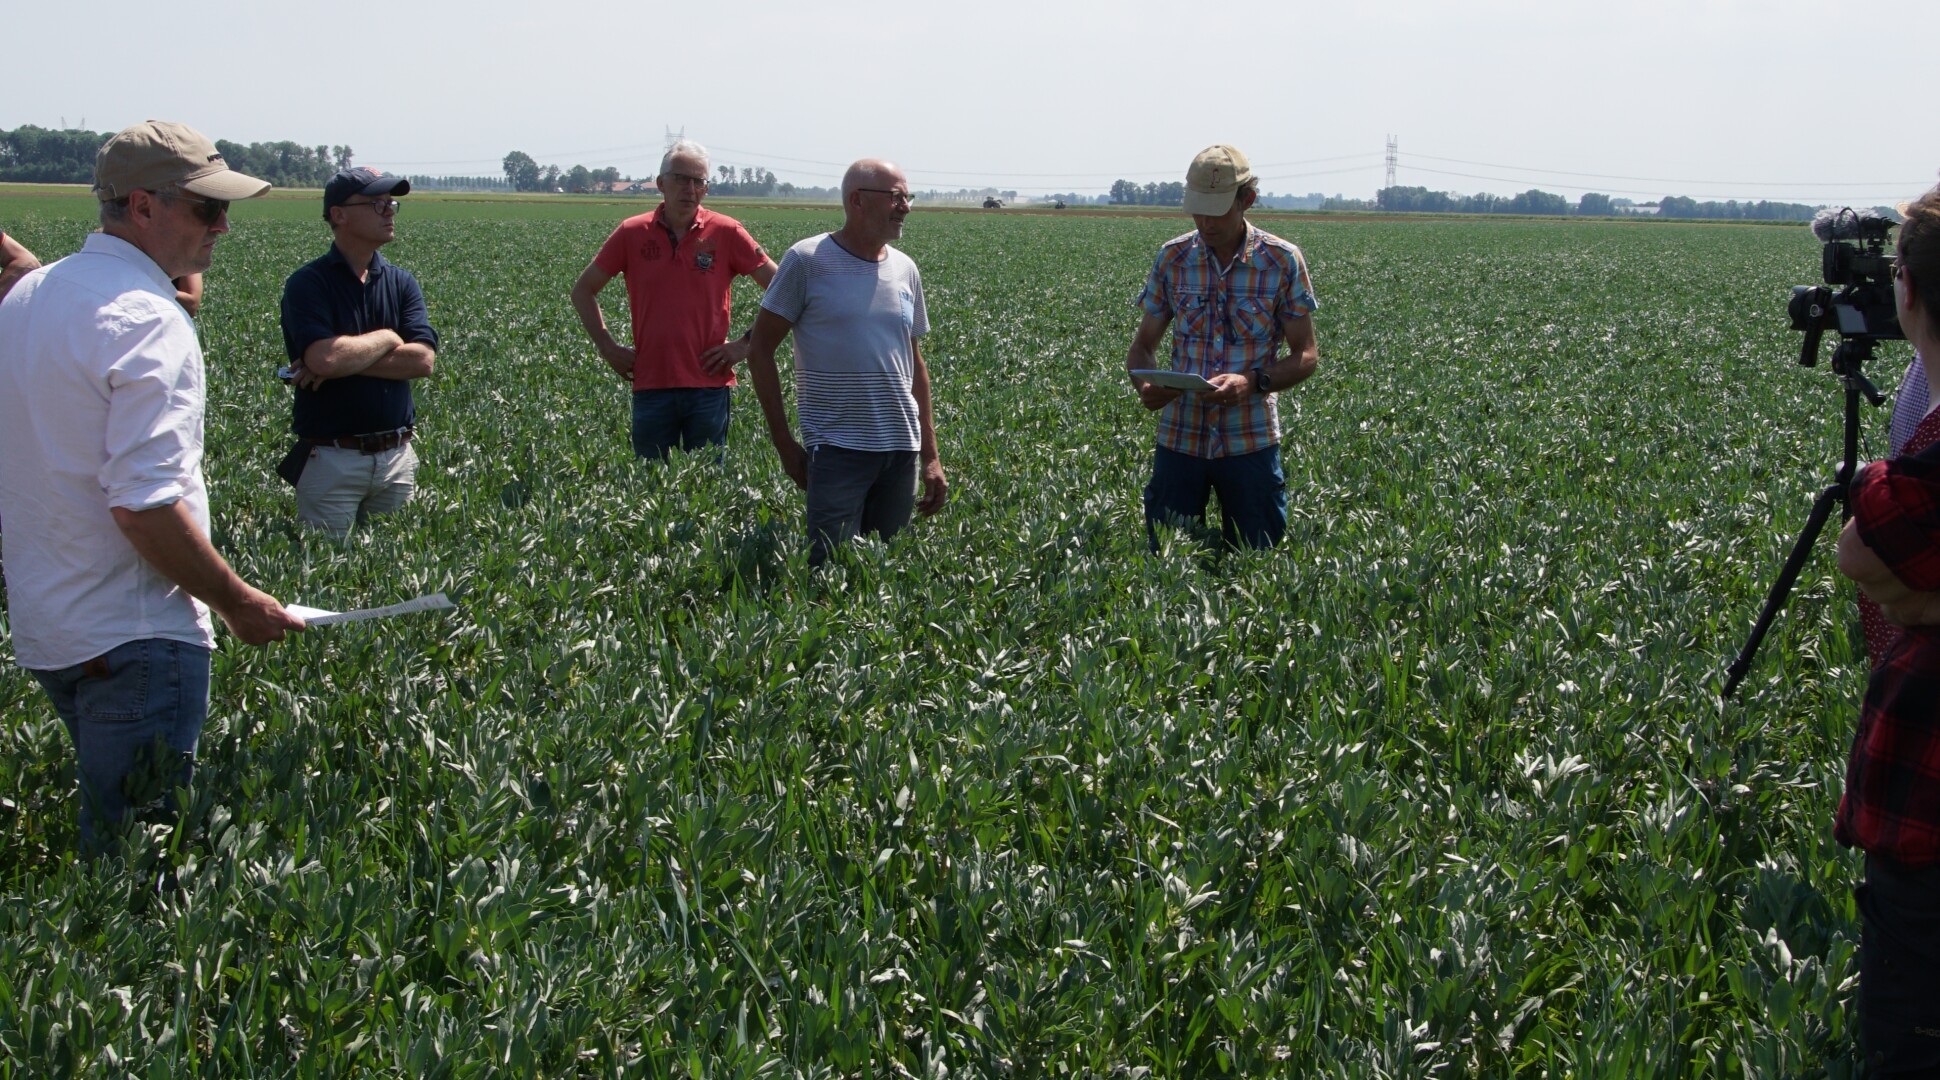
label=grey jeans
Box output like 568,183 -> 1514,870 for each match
295,442 -> 417,536
805,444 -> 918,566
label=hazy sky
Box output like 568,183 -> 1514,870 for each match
9,0 -> 1931,204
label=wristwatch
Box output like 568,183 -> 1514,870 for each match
1251,367 -> 1272,395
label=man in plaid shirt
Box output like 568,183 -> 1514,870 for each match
1834,180 -> 1940,1075
1125,144 -> 1319,549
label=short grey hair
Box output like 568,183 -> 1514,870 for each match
660,140 -> 709,178
101,187 -> 190,226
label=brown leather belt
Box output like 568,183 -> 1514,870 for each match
318,427 -> 412,453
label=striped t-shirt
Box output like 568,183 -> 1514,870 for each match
761,233 -> 929,452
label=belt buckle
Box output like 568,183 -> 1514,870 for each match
359,428 -> 406,453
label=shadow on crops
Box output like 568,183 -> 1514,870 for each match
714,521 -> 795,596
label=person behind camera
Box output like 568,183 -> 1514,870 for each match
1834,179 -> 1940,1076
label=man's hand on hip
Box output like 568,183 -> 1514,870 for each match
699,338 -> 750,376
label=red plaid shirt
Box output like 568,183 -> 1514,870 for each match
1137,225 -> 1318,459
1836,407 -> 1940,864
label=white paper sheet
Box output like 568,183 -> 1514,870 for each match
286,592 -> 455,627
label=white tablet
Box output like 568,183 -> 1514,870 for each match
1130,369 -> 1216,392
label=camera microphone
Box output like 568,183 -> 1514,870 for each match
1811,207 -> 1897,243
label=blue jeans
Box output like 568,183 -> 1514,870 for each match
632,388 -> 730,460
31,637 -> 211,852
805,445 -> 919,566
1144,444 -> 1287,550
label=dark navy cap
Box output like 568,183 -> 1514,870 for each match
323,168 -> 410,217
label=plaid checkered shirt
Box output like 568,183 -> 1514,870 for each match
1137,225 -> 1318,459
1837,406 -> 1940,865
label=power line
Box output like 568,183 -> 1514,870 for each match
379,138 -> 1383,184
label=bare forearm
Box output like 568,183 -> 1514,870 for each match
363,343 -> 435,380
747,351 -> 793,443
0,265 -> 36,298
174,273 -> 203,317
747,310 -> 796,443
112,502 -> 302,643
570,284 -> 622,353
913,352 -> 939,461
304,329 -> 403,378
0,236 -> 39,299
1268,348 -> 1317,391
112,501 -> 252,611
1268,317 -> 1318,391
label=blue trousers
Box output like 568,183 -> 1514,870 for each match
1143,444 -> 1287,550
805,445 -> 918,566
632,388 -> 730,460
31,637 -> 211,852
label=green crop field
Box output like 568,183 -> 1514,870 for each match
0,188 -> 1894,1076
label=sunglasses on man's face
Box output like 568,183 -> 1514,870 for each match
152,189 -> 230,226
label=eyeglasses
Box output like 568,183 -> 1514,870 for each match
663,173 -> 709,189
342,198 -> 401,216
150,189 -> 229,225
858,188 -> 915,206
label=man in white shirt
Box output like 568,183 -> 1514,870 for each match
0,120 -> 304,851
745,158 -> 947,565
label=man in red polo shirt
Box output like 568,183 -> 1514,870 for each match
571,140 -> 778,459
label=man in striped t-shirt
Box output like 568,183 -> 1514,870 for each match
746,158 -> 947,565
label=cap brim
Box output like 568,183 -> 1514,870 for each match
182,168 -> 272,200
361,176 -> 410,198
1182,188 -> 1237,216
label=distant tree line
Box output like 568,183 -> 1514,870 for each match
0,126 -> 105,183
1109,180 -> 1186,206
1376,185 -> 1820,221
406,175 -> 513,192
1653,196 -> 1820,221
218,142 -> 352,188
711,166 -> 780,197
2,125 -> 351,188
1378,186 -> 1573,215
503,150 -> 666,194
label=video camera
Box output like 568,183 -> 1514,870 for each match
1789,208 -> 1903,368
1725,207 -> 1909,698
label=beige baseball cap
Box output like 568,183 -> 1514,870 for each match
1182,144 -> 1253,216
93,121 -> 272,202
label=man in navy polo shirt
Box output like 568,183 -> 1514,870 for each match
280,168 -> 440,536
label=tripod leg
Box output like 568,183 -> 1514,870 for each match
1723,483 -> 1845,699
